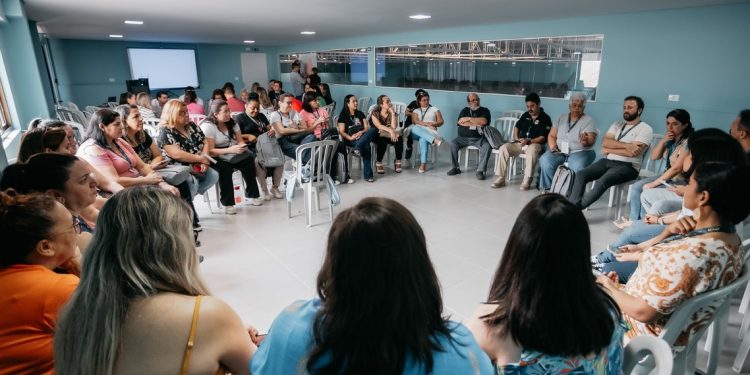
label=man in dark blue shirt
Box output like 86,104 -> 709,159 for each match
491,93 -> 552,190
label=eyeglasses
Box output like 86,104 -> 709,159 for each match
51,218 -> 82,237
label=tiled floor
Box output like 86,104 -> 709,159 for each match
194,150 -> 748,374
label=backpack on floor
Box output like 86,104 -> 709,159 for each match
332,151 -> 347,183
550,164 -> 575,197
256,133 -> 285,168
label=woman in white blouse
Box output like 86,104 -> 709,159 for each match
408,92 -> 444,173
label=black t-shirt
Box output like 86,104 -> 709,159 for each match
268,90 -> 285,104
235,112 -> 270,152
339,110 -> 367,135
124,132 -> 155,163
308,73 -> 321,86
514,109 -> 552,140
457,106 -> 491,138
404,100 -> 419,127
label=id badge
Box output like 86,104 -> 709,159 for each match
560,141 -> 570,154
469,126 -> 476,131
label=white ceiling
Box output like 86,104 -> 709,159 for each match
24,0 -> 744,46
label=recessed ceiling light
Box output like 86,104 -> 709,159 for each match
109,34 -> 123,38
408,45 -> 418,48
124,20 -> 143,25
359,48 -> 366,52
243,40 -> 255,44
300,31 -> 316,35
486,43 -> 496,47
409,14 -> 431,20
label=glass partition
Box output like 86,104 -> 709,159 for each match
279,48 -> 368,86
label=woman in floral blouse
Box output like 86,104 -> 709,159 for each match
157,99 -> 219,201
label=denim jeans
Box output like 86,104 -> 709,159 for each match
187,167 -> 219,197
569,159 -> 639,209
641,188 -> 683,216
593,220 -> 665,283
409,125 -> 439,164
344,127 -> 377,179
538,150 -> 596,190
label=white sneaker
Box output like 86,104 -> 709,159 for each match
247,198 -> 263,206
263,192 -> 272,201
271,188 -> 283,199
224,206 -> 237,215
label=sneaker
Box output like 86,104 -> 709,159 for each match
346,176 -> 355,184
352,148 -> 362,157
366,177 -> 375,182
418,164 -> 426,173
271,188 -> 283,199
446,167 -> 461,176
263,193 -> 272,201
247,197 -> 263,206
405,148 -> 413,160
224,206 -> 237,215
476,171 -> 485,180
490,177 -> 506,188
334,179 -> 341,185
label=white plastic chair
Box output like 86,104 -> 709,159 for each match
639,261 -> 749,375
623,335 -> 673,375
286,140 -> 338,227
392,101 -> 407,125
500,110 -> 524,119
731,238 -> 750,372
357,97 -> 372,113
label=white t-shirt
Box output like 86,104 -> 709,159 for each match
605,121 -> 653,169
200,120 -> 240,148
269,110 -> 302,129
414,106 -> 440,123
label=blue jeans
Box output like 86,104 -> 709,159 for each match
409,126 -> 439,164
344,127 -> 377,179
627,176 -> 658,220
593,220 -> 665,283
538,150 -> 596,190
187,167 -> 219,197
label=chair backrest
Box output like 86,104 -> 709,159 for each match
66,102 -> 80,111
392,101 -> 407,124
189,114 -> 206,125
231,111 -> 243,120
294,140 -> 338,185
494,116 -> 517,142
106,102 -> 119,109
622,335 -> 673,375
659,262 -> 750,349
357,97 -> 372,113
500,110 -> 524,119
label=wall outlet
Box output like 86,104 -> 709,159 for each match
234,77 -> 239,81
668,94 -> 679,102
108,78 -> 115,83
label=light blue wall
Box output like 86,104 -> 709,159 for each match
49,39 -> 274,108
267,3 -> 750,143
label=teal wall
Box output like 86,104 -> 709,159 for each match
49,39 -> 275,107
267,2 -> 750,142
0,0 -> 53,125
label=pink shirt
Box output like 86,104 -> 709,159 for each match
299,108 -> 329,139
77,138 -> 140,178
186,102 -> 205,115
226,97 -> 245,113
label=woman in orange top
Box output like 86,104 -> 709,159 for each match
0,190 -> 81,375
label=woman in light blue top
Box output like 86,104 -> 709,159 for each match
466,194 -> 625,374
251,197 -> 494,375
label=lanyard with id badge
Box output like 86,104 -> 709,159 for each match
560,114 -> 581,155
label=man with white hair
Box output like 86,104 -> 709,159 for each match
446,93 -> 492,180
538,92 -> 599,191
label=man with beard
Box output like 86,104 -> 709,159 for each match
568,96 -> 653,209
490,93 -> 552,189
446,93 -> 492,180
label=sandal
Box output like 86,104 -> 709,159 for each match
418,164 -> 427,173
394,160 -> 402,173
376,162 -> 385,174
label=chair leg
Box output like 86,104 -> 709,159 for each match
704,301 -> 729,375
734,326 -> 750,372
303,184 -> 312,227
